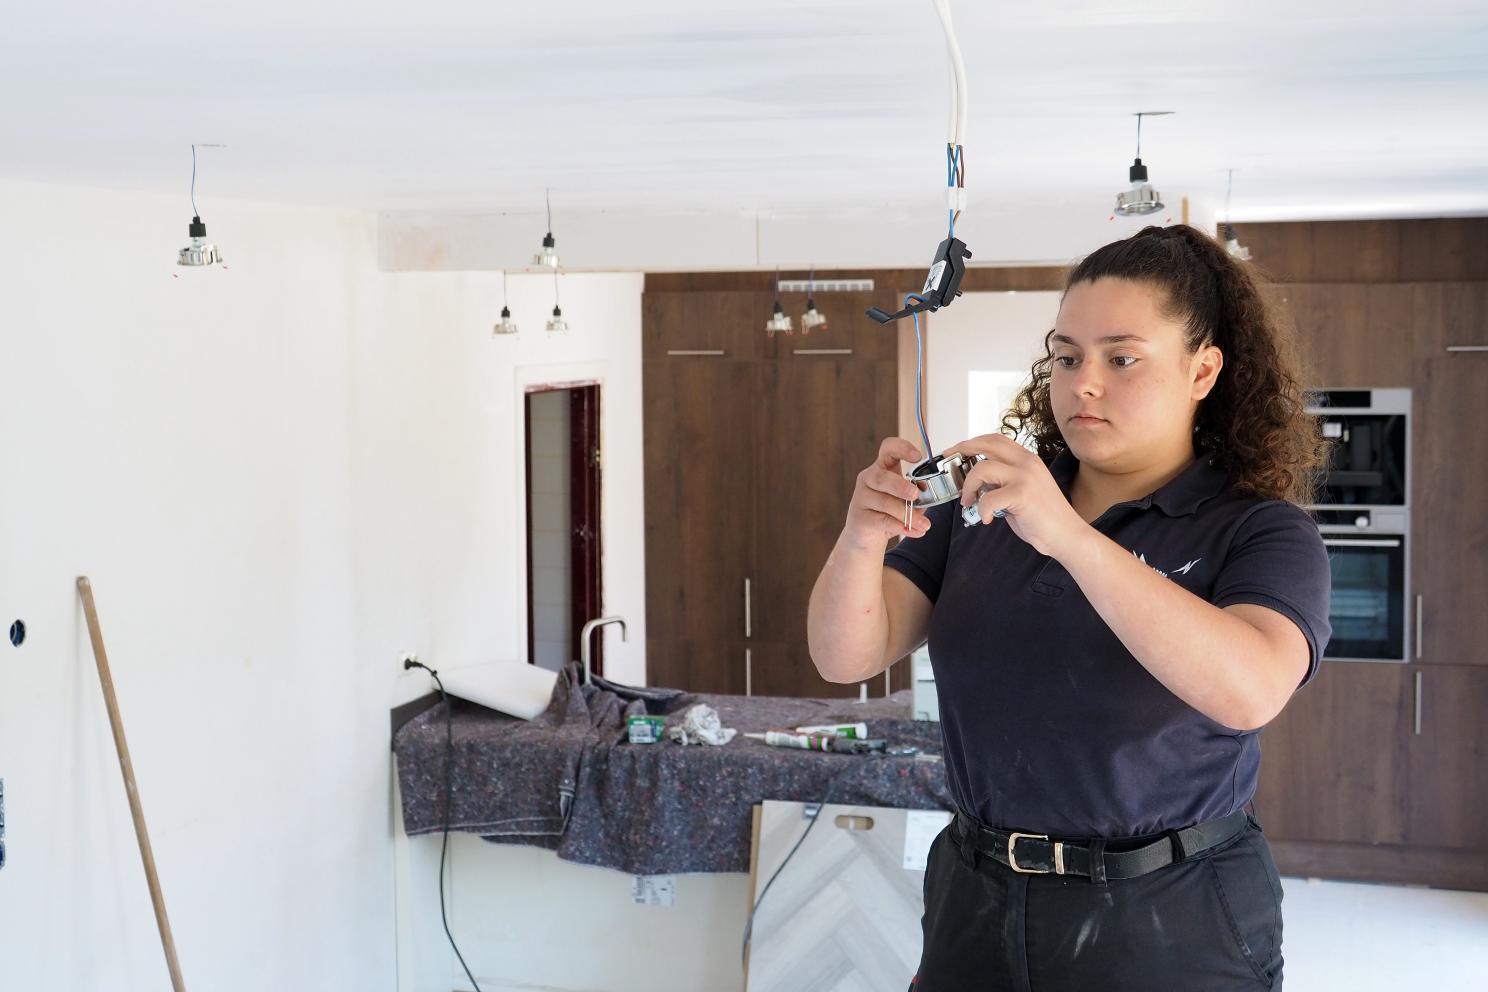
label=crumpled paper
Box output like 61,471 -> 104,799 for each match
667,703 -> 738,746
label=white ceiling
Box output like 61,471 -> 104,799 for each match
3,0 -> 1486,222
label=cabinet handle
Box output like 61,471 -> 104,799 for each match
1414,670 -> 1423,735
1445,345 -> 1488,353
1415,594 -> 1424,659
744,578 -> 752,639
792,348 -> 854,355
746,647 -> 753,697
665,349 -> 726,356
1322,538 -> 1402,548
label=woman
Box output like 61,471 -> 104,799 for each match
807,224 -> 1331,990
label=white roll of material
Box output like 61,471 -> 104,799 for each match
435,662 -> 559,721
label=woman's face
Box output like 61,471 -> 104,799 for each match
1049,277 -> 1222,471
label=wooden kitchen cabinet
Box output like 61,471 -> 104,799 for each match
1410,284 -> 1488,667
1254,661 -> 1412,846
1269,283 -> 1415,389
643,288 -> 898,697
1405,664 -> 1488,851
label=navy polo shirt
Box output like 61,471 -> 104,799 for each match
885,447 -> 1332,839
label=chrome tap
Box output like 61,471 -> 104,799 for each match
580,616 -> 627,686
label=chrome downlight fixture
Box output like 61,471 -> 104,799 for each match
494,270 -> 519,335
533,187 -> 560,268
1221,169 -> 1252,260
177,144 -> 224,266
1113,112 -> 1172,218
800,266 -> 828,333
765,268 -> 793,335
545,269 -> 568,333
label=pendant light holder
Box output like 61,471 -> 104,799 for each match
765,268 -> 793,335
494,305 -> 519,335
177,145 -> 225,266
1221,169 -> 1251,260
1113,112 -> 1172,217
533,188 -> 560,267
765,301 -> 794,335
178,216 -> 223,266
546,305 -> 568,333
533,233 -> 559,268
494,270 -> 519,335
800,266 -> 828,333
801,299 -> 828,333
1222,224 -> 1252,261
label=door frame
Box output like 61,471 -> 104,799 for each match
523,380 -> 603,675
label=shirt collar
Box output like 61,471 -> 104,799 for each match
1047,447 -> 1229,518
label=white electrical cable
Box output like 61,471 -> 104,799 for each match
933,0 -> 968,148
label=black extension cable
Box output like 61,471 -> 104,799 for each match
404,657 -> 484,992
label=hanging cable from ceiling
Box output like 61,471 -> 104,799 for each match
534,187 -> 560,268
546,267 -> 568,333
866,0 -> 972,328
801,264 -> 828,333
1221,168 -> 1252,260
494,269 -> 519,335
765,267 -> 793,335
177,143 -> 225,267
1113,112 -> 1172,217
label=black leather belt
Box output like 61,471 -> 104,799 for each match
952,808 -> 1251,882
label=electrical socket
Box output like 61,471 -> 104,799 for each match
400,651 -> 419,671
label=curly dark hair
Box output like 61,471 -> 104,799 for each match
1000,224 -> 1327,505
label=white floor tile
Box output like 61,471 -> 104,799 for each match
1282,875 -> 1488,990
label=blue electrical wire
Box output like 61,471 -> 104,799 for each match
907,293 -> 932,458
946,144 -> 961,238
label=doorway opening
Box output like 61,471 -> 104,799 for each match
524,382 -> 603,676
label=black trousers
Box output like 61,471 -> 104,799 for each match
912,811 -> 1284,991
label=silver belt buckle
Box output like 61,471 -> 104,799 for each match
1007,831 -> 1065,875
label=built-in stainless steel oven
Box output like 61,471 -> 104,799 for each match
1307,389 -> 1411,662
1314,509 -> 1408,661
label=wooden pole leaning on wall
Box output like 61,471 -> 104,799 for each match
77,576 -> 188,992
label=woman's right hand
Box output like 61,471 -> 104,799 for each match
842,438 -> 933,549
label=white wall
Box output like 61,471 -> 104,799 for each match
0,177 -> 646,992
922,291 -> 1065,454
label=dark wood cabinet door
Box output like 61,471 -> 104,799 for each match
1253,661 -> 1412,845
750,350 -> 898,697
646,637 -> 749,696
1406,664 -> 1488,850
1410,353 -> 1488,667
642,291 -> 762,361
749,641 -> 873,699
639,297 -> 755,690
1269,283 -> 1415,388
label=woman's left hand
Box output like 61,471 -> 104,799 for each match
945,434 -> 1090,560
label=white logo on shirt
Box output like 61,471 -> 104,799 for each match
1132,551 -> 1203,580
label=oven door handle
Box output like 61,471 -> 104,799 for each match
1321,538 -> 1402,548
